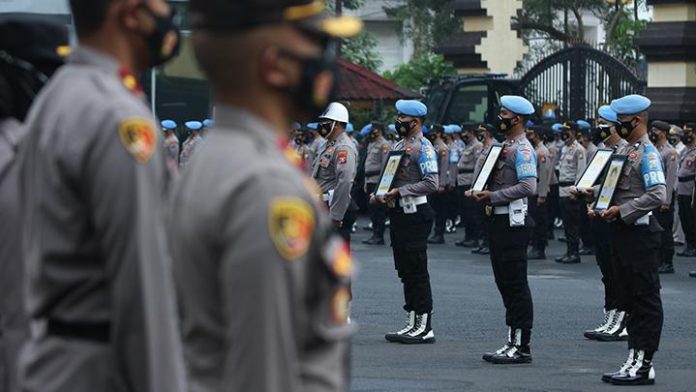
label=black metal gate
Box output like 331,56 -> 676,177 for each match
519,45 -> 646,120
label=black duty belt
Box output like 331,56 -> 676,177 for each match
365,170 -> 380,177
558,181 -> 574,187
46,319 -> 110,343
458,168 -> 474,174
678,175 -> 695,182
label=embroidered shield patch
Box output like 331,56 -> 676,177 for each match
118,118 -> 156,163
269,198 -> 315,261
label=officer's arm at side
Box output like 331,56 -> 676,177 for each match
398,173 -> 439,197
330,147 -> 357,221
489,146 -> 537,205
618,184 -> 666,224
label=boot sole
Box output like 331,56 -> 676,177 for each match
490,357 -> 532,365
397,337 -> 436,344
583,332 -> 600,340
594,334 -> 628,342
610,378 -> 655,386
384,334 -> 403,343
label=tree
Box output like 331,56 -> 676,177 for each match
328,0 -> 383,72
382,53 -> 455,92
383,0 -> 460,59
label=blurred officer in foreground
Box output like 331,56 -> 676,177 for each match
676,123 -> 696,256
179,120 -> 203,167
161,119 -> 180,167
556,121 -> 587,264
169,1 -> 362,391
313,102 -> 359,242
526,126 -> 553,260
0,17 -> 68,392
455,122 -> 484,247
598,95 -> 665,386
374,100 -> 439,344
468,96 -> 537,364
363,121 -> 391,245
16,0 -> 186,391
427,124 -> 450,244
650,121 -> 678,274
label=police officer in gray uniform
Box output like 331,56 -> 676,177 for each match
161,119 -> 180,168
307,122 -> 326,169
526,126 -> 553,260
179,120 -> 204,168
313,102 -> 359,242
363,121 -> 391,244
0,17 -> 68,392
598,95 -> 665,386
469,96 -> 537,364
455,123 -> 484,247
428,124 -> 450,244
170,1 -> 361,391
650,121 -> 678,274
374,100 -> 439,344
676,123 -> 696,256
556,121 -> 587,264
16,1 -> 186,391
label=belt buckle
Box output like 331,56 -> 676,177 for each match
485,205 -> 493,217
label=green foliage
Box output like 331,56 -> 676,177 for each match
383,0 -> 459,58
382,53 -> 455,92
341,31 -> 383,72
604,9 -> 647,67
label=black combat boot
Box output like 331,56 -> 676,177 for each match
594,310 -> 627,342
602,349 -> 635,383
396,312 -> 435,344
489,329 -> 532,364
385,311 -> 415,342
483,328 -> 512,362
583,309 -> 614,340
610,350 -> 656,385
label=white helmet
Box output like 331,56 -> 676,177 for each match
319,102 -> 349,124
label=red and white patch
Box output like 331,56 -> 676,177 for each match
337,150 -> 348,165
629,152 -> 638,160
406,146 -> 414,153
688,159 -> 694,167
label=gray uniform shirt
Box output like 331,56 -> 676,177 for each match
489,133 -> 538,205
168,106 -> 352,392
585,142 -> 598,163
535,142 -> 553,198
16,47 -> 185,392
677,145 -> 696,196
0,118 -> 28,392
165,133 -> 180,165
457,139 -> 483,186
558,140 -> 587,197
615,134 -> 667,224
657,142 -> 678,205
433,138 -> 449,189
312,132 -> 358,221
392,131 -> 439,197
364,136 -> 391,184
447,140 -> 459,187
179,133 -> 203,168
308,135 -> 326,168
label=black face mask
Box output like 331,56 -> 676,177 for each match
592,125 -> 611,145
684,132 -> 694,145
618,117 -> 637,138
140,5 -> 180,67
496,115 -> 514,138
476,134 -> 485,142
279,49 -> 337,120
668,134 -> 679,146
648,131 -> 659,143
318,121 -> 334,138
560,131 -> 571,142
395,119 -> 414,136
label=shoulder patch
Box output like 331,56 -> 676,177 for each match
118,118 -> 157,163
337,150 -> 349,165
268,197 -> 315,261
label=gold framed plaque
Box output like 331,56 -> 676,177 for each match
375,151 -> 406,198
471,143 -> 504,192
576,148 -> 613,190
594,155 -> 627,212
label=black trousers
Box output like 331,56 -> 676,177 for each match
445,187 -> 459,222
365,183 -> 387,239
458,185 -> 483,241
677,195 -> 695,248
389,203 -> 434,313
528,196 -> 548,251
548,182 -> 561,235
591,217 -> 623,311
489,215 -> 534,331
560,197 -> 581,253
655,200 -> 675,267
579,201 -> 594,249
430,191 -> 447,236
610,220 -> 663,353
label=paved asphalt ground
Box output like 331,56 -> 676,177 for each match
348,217 -> 696,392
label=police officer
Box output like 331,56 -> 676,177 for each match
526,126 -> 553,259
374,100 -> 438,344
578,106 -> 629,342
548,123 -> 564,237
363,121 -> 391,245
428,124 -> 450,244
599,95 -> 665,385
202,118 -> 214,137
456,123 -> 484,247
346,122 -> 360,150
556,121 -> 587,263
650,121 -> 678,274
676,123 -> 696,256
16,0 -> 186,390
577,123 -> 597,255
468,96 -> 537,364
313,102 -> 359,242
179,120 -> 203,168
161,119 -> 180,167
471,123 -> 496,255
0,17 -> 69,392
444,125 -> 461,233
170,1 -> 362,391
307,122 -> 326,167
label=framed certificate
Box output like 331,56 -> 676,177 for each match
594,155 -> 627,211
375,151 -> 406,197
576,148 -> 613,190
471,143 -> 504,192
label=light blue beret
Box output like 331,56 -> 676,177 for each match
551,123 -> 563,134
161,119 -> 177,130
346,123 -> 354,133
203,119 -> 214,128
306,122 -> 319,130
185,121 -> 203,131
290,121 -> 302,130
597,105 -> 619,124
445,124 -> 461,134
610,94 -> 651,115
387,124 -> 396,133
359,124 -> 372,137
500,95 -> 535,116
396,99 -> 428,117
576,120 -> 591,130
